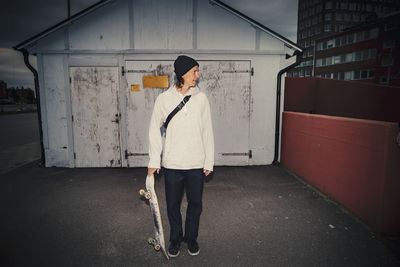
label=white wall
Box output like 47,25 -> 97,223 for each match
69,0 -> 130,50
40,54 -> 70,167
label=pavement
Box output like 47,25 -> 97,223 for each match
1,162 -> 399,267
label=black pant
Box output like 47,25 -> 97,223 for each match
164,168 -> 205,243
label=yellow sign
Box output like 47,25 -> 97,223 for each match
130,84 -> 140,92
143,76 -> 169,88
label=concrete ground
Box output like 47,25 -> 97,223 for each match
1,163 -> 399,267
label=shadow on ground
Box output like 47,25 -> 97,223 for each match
1,163 -> 399,267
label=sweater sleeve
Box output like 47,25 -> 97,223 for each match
202,95 -> 215,171
148,96 -> 163,169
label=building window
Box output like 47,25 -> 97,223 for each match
382,57 -> 393,66
316,42 -> 323,51
353,14 -> 360,22
341,35 -> 347,46
369,28 -> 378,40
324,24 -> 331,32
346,53 -> 353,62
369,69 -> 375,79
336,13 -> 343,21
326,56 -> 333,65
308,50 -> 313,57
334,55 -> 341,64
380,76 -> 388,84
383,40 -> 396,48
356,31 -> 363,42
354,70 -> 361,80
347,34 -> 354,44
344,71 -> 352,80
355,51 -> 362,61
327,39 -> 335,48
316,4 -> 322,12
335,37 -> 341,47
362,49 -> 369,60
384,23 -> 395,31
344,13 -> 351,21
361,70 -> 368,79
316,58 -> 322,67
312,16 -> 318,25
364,29 -> 370,40
349,3 -> 356,10
325,13 -> 332,21
325,1 -> 333,9
370,48 -> 377,59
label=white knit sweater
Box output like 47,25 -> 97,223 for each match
148,85 -> 214,171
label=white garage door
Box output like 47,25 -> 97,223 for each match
124,60 -> 251,167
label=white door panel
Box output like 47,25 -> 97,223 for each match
70,67 -> 121,167
124,60 -> 251,167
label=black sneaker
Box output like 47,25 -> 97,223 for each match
168,241 -> 180,258
187,240 -> 200,256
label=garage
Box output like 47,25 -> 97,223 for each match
15,0 -> 302,168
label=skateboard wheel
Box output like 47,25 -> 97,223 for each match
154,244 -> 161,251
139,189 -> 145,196
144,192 -> 151,200
148,237 -> 154,245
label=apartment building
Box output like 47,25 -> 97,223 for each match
289,0 -> 400,77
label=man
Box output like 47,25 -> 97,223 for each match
147,55 -> 214,257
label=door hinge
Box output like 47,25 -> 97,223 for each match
73,152 -> 76,159
69,76 -> 72,83
71,115 -> 74,122
125,150 -> 148,159
121,66 -> 125,76
221,150 -> 252,158
251,67 -> 254,76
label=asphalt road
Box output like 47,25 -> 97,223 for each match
0,113 -> 39,150
0,112 -> 40,173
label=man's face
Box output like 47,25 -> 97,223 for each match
182,65 -> 200,87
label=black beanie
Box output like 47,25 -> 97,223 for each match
174,55 -> 199,78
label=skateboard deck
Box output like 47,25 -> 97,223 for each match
139,174 -> 169,260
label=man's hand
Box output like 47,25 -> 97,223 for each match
203,169 -> 212,176
148,168 -> 160,176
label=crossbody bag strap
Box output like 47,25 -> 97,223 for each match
163,95 -> 191,129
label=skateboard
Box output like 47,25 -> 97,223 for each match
139,174 -> 169,260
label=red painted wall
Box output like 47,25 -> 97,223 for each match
284,77 -> 400,123
281,112 -> 400,234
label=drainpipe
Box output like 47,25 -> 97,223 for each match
272,50 -> 303,166
17,49 -> 45,167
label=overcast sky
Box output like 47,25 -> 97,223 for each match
0,0 -> 298,88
